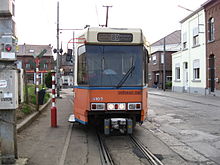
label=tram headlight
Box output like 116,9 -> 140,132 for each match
118,103 -> 126,110
107,103 -> 126,110
128,103 -> 141,110
107,103 -> 115,110
91,103 -> 105,110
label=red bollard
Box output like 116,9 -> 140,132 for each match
51,106 -> 57,127
51,71 -> 57,127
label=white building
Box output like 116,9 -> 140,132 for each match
172,7 -> 207,95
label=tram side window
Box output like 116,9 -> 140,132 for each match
77,46 -> 88,85
144,47 -> 149,85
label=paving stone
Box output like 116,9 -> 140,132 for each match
187,142 -> 220,163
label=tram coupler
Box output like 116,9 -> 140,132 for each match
104,118 -> 133,135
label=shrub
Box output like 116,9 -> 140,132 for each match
45,72 -> 52,88
166,81 -> 172,88
22,104 -> 31,114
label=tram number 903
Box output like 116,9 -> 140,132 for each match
92,97 -> 104,101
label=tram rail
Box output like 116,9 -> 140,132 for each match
129,135 -> 164,165
97,132 -> 115,165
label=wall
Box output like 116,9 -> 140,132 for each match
205,0 -> 220,96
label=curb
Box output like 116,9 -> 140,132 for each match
16,98 -> 52,133
148,92 -> 220,108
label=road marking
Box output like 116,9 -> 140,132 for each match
59,124 -> 73,165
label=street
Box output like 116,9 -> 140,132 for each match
146,89 -> 220,164
17,88 -> 220,165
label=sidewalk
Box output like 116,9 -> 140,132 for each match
148,88 -> 220,107
17,89 -> 74,165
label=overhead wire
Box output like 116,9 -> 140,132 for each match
95,3 -> 101,26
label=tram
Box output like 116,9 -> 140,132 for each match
69,27 -> 149,134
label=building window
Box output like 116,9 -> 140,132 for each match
155,73 -> 160,83
208,17 -> 214,41
193,35 -> 199,46
194,68 -> 200,79
193,27 -> 199,47
182,32 -> 187,49
26,63 -> 31,69
166,76 -> 172,82
44,63 -> 48,69
148,73 -> 152,80
161,53 -> 164,64
17,60 -> 22,69
193,59 -> 200,80
175,63 -> 180,80
152,55 -> 156,65
184,62 -> 188,69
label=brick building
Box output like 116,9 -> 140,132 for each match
149,30 -> 181,88
203,0 -> 220,96
16,44 -> 54,84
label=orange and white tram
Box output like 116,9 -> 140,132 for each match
69,27 -> 149,134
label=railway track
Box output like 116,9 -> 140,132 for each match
129,135 -> 164,165
97,132 -> 115,165
97,132 -> 164,165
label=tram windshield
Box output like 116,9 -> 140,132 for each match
77,45 -> 145,87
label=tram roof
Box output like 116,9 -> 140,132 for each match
79,27 -> 145,45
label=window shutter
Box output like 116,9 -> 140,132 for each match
193,27 -> 199,37
175,63 -> 180,68
193,59 -> 200,68
183,32 -> 187,42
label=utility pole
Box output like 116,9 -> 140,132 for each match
0,0 -> 18,163
56,1 -> 61,98
163,37 -> 166,91
72,32 -> 75,85
103,5 -> 112,27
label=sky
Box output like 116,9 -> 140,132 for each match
16,0 -> 207,52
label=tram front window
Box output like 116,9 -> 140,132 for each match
77,45 -> 144,87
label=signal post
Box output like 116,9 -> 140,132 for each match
0,0 -> 18,164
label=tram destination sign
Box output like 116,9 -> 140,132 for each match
97,33 -> 133,42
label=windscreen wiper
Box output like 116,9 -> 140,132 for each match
116,65 -> 135,89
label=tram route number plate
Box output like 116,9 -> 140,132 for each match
97,33 -> 133,42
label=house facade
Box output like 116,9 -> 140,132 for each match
61,52 -> 74,87
149,30 -> 181,88
203,0 -> 220,96
172,8 -> 207,95
16,44 -> 54,84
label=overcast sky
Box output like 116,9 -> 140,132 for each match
16,0 -> 207,51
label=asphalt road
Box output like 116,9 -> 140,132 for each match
147,89 -> 220,165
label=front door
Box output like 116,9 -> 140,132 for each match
183,62 -> 188,92
209,55 -> 215,92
